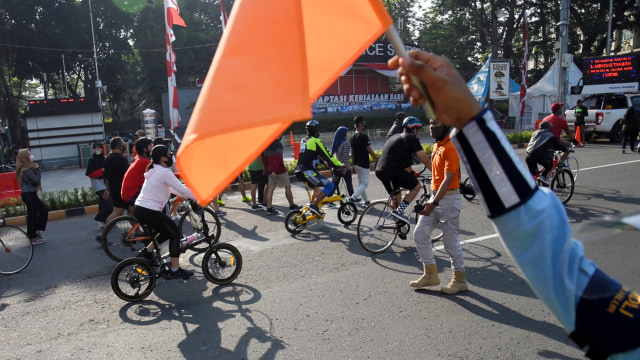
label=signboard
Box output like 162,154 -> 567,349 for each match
489,60 -> 510,100
582,54 -> 639,94
357,40 -> 420,63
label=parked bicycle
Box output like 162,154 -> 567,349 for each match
0,218 -> 33,275
533,149 -> 575,204
111,220 -> 242,302
100,196 -> 221,262
284,175 -> 358,234
356,172 -> 444,254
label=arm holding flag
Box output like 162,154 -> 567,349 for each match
390,50 -> 640,360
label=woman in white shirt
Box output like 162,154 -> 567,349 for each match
134,145 -> 197,279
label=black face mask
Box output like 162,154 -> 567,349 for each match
165,156 -> 173,167
430,125 -> 449,142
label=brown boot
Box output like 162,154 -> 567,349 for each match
441,271 -> 468,294
410,264 -> 440,288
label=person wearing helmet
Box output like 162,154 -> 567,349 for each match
134,145 -> 198,279
375,116 -> 431,224
526,121 -> 572,184
294,120 -> 344,216
391,49 -> 640,358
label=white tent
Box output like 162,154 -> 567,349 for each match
509,60 -> 583,129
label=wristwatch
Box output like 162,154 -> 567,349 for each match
432,199 -> 439,207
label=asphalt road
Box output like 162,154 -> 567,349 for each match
1,140 -> 639,359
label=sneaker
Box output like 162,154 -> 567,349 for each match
390,210 -> 410,224
136,248 -> 154,263
96,221 -> 105,230
265,207 -> 279,215
216,210 -> 227,216
217,199 -> 226,206
31,237 -> 47,245
242,196 -> 252,202
259,202 -> 268,208
289,204 -> 301,210
308,204 -> 322,216
352,197 -> 363,203
251,204 -> 263,211
167,267 -> 194,280
94,234 -> 102,243
363,201 -> 371,206
621,149 -> 626,154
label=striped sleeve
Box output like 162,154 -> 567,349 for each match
451,108 -> 537,218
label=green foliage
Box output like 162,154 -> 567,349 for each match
506,131 -> 533,145
1,187 -> 99,218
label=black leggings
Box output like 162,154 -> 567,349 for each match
134,205 -> 181,257
21,191 -> 48,239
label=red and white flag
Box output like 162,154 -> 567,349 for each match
220,1 -> 229,31
164,0 -> 186,129
519,4 -> 528,118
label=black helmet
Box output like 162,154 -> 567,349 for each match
402,116 -> 423,131
306,119 -> 320,136
151,145 -> 169,164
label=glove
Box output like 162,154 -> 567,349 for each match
413,201 -> 424,213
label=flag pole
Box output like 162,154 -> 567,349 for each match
386,26 -> 437,120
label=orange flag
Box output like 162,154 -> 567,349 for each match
177,0 -> 392,204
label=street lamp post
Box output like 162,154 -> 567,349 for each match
88,0 -> 106,140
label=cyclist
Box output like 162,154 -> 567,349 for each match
294,119 -> 345,216
541,102 -> 575,163
374,116 -> 431,224
134,145 -> 197,279
121,137 -> 153,204
525,121 -> 571,184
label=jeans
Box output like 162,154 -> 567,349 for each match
352,165 -> 371,202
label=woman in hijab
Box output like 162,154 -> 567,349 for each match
86,143 -> 112,229
15,149 -> 49,244
330,126 -> 354,198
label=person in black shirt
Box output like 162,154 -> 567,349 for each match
386,112 -> 406,140
103,136 -> 131,224
375,116 -> 430,224
349,116 -> 378,205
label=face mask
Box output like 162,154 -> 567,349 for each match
430,125 -> 446,142
165,156 -> 173,167
94,150 -> 102,155
29,155 -> 35,162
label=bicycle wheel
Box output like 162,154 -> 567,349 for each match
357,200 -> 399,254
102,216 -> 149,262
0,226 -> 33,275
284,210 -> 306,234
178,207 -> 221,253
111,258 -> 156,302
202,243 -> 242,285
550,168 -> 575,204
461,177 -> 476,201
337,202 -> 358,225
567,155 -> 579,181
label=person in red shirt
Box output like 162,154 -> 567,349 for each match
121,138 -> 153,204
542,102 -> 574,163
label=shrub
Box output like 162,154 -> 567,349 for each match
0,187 -> 99,218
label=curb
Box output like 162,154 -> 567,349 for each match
7,143 -> 532,226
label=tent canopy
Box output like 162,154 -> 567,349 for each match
509,60 -> 583,128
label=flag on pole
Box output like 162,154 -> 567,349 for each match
177,0 -> 392,204
519,4 -> 528,119
220,1 -> 228,31
164,0 -> 186,130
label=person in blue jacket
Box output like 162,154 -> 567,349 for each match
388,50 -> 640,360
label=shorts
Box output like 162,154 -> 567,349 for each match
375,168 -> 418,195
302,170 -> 330,188
249,169 -> 267,185
110,187 -> 129,209
268,172 -> 291,187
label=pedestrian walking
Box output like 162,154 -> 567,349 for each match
621,106 -> 639,154
263,136 -> 299,215
330,126 -> 354,198
350,116 -> 378,205
85,143 -> 112,229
